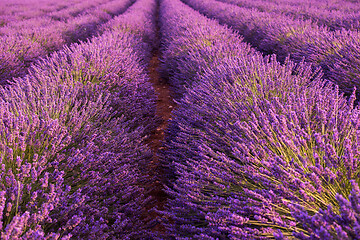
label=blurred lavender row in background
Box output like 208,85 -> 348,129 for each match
182,0 -> 360,100
218,0 -> 360,31
0,0 -> 136,85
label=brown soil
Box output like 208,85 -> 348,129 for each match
147,53 -> 174,158
145,0 -> 175,233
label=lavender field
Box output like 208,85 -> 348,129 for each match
1,0 -> 359,239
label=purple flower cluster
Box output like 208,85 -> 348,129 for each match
217,0 -> 360,31
159,0 -> 254,100
0,0 -> 80,24
0,0 -> 159,238
3,0 -> 360,238
242,0 -> 360,13
0,0 -> 136,84
159,0 -> 360,239
100,0 -> 158,63
181,0 -> 360,98
47,0 -> 114,21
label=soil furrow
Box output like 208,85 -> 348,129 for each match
146,0 -> 174,232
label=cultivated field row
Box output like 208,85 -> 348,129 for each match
1,0 -> 359,239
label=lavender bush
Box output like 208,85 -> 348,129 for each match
0,0 -> 135,84
159,0 -> 360,238
217,0 -> 360,31
181,0 -> 360,98
3,0 -> 360,238
164,75 -> 359,239
100,0 -> 158,63
0,0 -> 159,237
48,0 -> 110,21
0,0 -> 77,24
159,0 -> 255,99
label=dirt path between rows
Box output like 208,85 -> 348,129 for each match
146,0 -> 175,233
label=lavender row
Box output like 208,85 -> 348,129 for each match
182,0 -> 360,98
0,0 -> 135,85
0,0 -> 108,26
0,0 -> 158,238
250,0 -> 360,13
0,0 -> 113,40
99,0 -> 157,63
217,0 -> 360,31
158,0 -> 360,238
158,0 -> 255,100
48,0 -> 113,21
0,0 -> 78,25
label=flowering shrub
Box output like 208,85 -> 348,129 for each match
159,0 -> 360,238
217,0 -> 360,31
0,0 -> 158,238
182,0 -> 360,97
0,0 -> 135,83
159,0 -> 254,99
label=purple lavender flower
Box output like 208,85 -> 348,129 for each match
181,0 -> 360,97
0,0 -> 159,237
159,0 -> 360,239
